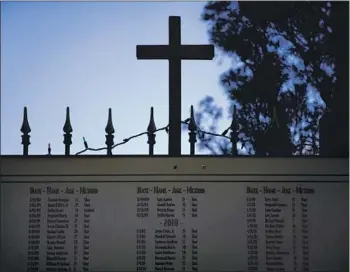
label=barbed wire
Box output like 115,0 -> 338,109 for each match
181,120 -> 231,140
69,119 -> 325,156
71,120 -> 233,156
75,125 -> 169,155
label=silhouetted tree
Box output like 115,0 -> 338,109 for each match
196,1 -> 348,156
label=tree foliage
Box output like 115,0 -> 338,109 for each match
197,1 -> 348,156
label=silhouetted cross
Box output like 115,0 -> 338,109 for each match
136,16 -> 214,156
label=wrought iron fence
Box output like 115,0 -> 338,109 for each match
19,105 -> 238,156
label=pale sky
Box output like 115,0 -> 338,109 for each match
1,2 -> 233,155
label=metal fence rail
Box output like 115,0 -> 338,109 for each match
20,105 -> 238,156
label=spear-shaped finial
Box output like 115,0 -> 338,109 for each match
21,107 -> 31,134
188,105 -> 197,156
188,105 -> 197,131
48,143 -> 51,155
105,108 -> 115,134
230,105 -> 238,156
147,107 -> 157,133
63,107 -> 73,155
63,107 -> 73,133
147,107 -> 157,155
21,107 -> 31,156
105,108 -> 115,156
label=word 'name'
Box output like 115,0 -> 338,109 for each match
246,186 -> 315,195
137,186 -> 205,194
30,187 -> 98,195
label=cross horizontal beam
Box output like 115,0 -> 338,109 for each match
136,45 -> 214,60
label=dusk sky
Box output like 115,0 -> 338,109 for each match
1,2 -> 233,155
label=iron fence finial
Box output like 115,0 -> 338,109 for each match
188,105 -> 197,156
63,107 -> 73,134
105,108 -> 115,134
147,107 -> 156,155
21,107 -> 31,156
105,108 -> 115,156
147,107 -> 157,133
63,107 -> 73,156
188,105 -> 197,131
21,107 -> 31,134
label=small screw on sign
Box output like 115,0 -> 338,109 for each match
173,165 -> 178,170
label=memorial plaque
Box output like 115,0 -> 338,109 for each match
1,157 -> 348,272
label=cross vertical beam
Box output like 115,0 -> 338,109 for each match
168,17 -> 181,156
136,16 -> 214,156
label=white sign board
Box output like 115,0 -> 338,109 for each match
1,156 -> 348,272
